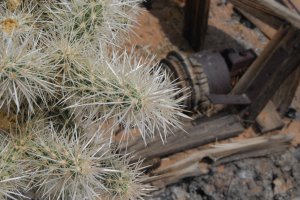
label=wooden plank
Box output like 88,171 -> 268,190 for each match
242,26 -> 300,122
256,101 -> 284,133
207,94 -> 251,105
282,0 -> 300,14
229,0 -> 300,29
236,8 -> 276,39
146,134 -> 293,188
272,65 -> 300,116
129,114 -> 244,161
258,0 -> 300,28
232,25 -> 290,95
153,134 -> 292,175
183,0 -> 210,51
290,0 -> 300,12
229,0 -> 284,28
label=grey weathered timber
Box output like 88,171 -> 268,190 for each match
232,25 -> 290,95
229,0 -> 300,29
145,134 -> 293,188
272,66 -> 300,116
229,0 -> 283,28
206,94 -> 251,105
241,26 -> 300,122
129,114 -> 244,161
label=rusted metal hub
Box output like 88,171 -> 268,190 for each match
160,49 -> 256,114
189,50 -> 232,94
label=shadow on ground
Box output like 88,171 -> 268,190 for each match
145,0 -> 245,52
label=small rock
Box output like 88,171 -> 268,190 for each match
273,178 -> 293,195
171,186 -> 189,200
285,108 -> 297,119
294,147 -> 300,161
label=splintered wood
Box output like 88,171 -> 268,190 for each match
144,134 -> 294,188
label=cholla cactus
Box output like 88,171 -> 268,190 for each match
0,0 -> 189,199
43,0 -> 141,44
26,126 -> 148,200
7,0 -> 21,11
0,134 -> 27,200
45,27 -> 94,85
68,52 -> 188,142
0,2 -> 36,41
0,35 -> 56,114
102,156 -> 151,200
27,127 -> 112,199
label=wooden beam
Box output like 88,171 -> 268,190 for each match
282,0 -> 300,14
236,8 -> 276,39
272,65 -> 300,115
241,26 -> 300,122
128,114 -> 244,161
229,0 -> 284,28
145,134 -> 293,188
291,0 -> 300,11
153,134 -> 292,175
232,25 -> 290,95
229,0 -> 300,29
183,0 -> 210,51
258,0 -> 300,29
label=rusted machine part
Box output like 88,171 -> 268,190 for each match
169,51 -> 212,112
161,51 -> 211,113
160,55 -> 194,110
189,50 -> 232,94
221,48 -> 257,78
160,49 -> 256,114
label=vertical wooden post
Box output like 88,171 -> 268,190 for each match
183,0 -> 210,51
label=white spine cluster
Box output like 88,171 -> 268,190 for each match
68,52 -> 188,142
0,134 -> 27,200
43,0 -> 141,44
0,2 -> 37,42
0,35 -> 56,113
0,0 -> 189,199
26,126 -> 147,200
